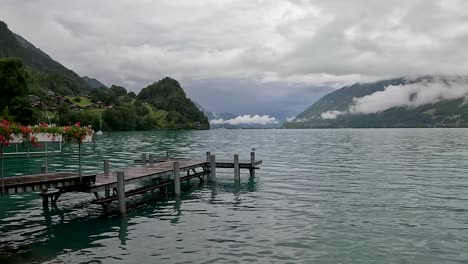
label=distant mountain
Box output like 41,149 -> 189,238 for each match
0,20 -> 94,95
193,102 -> 237,121
82,76 -> 107,88
285,76 -> 468,128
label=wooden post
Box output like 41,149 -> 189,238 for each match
117,171 -> 126,215
174,162 -> 181,196
234,154 -> 240,181
42,193 -> 48,207
103,160 -> 109,174
210,155 -> 216,182
149,154 -> 154,165
250,151 -> 255,177
141,153 -> 147,166
206,152 -> 211,162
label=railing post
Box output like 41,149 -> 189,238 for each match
117,171 -> 126,215
174,162 -> 181,196
103,160 -> 109,174
149,154 -> 154,165
234,154 -> 240,181
210,155 -> 216,182
141,153 -> 147,166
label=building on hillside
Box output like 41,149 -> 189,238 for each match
69,104 -> 82,111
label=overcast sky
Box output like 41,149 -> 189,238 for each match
1,0 -> 468,116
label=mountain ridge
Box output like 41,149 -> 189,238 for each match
285,76 -> 468,128
0,21 -> 99,95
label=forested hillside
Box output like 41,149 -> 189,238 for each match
0,21 -> 208,131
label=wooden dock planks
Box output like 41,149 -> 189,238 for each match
88,159 -> 207,192
1,172 -> 96,196
1,157 -> 262,196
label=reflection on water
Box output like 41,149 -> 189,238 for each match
1,129 -> 468,263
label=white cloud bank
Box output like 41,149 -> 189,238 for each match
321,110 -> 347,119
320,78 -> 468,119
210,115 -> 279,125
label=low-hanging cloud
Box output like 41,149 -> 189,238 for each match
351,78 -> 468,114
321,110 -> 347,119
320,77 -> 468,119
210,115 -> 279,125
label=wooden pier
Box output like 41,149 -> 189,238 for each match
0,152 -> 262,214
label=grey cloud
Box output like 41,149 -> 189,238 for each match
1,0 -> 468,115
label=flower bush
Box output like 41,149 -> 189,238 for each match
0,119 -> 12,147
63,122 -> 93,144
0,119 -> 94,145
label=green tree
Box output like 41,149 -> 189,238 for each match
0,57 -> 28,110
110,85 -> 127,97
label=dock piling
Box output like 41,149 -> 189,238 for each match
210,155 -> 216,181
250,151 -> 256,177
234,154 -> 240,181
206,152 -> 211,162
149,154 -> 154,165
103,160 -> 109,174
117,171 -> 126,215
174,162 -> 181,195
141,153 -> 147,166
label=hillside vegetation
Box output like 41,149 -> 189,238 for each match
0,21 -> 209,131
285,77 -> 468,128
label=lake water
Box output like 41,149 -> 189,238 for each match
1,129 -> 468,263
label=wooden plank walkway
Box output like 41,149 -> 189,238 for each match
88,158 -> 207,192
0,157 -> 262,197
0,172 -> 96,196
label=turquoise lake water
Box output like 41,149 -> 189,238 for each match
1,129 -> 468,263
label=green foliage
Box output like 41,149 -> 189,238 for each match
137,77 -> 209,129
110,85 -> 127,97
74,97 -> 81,102
0,57 -> 27,106
0,57 -> 39,124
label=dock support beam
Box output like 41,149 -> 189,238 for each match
117,171 -> 126,215
174,162 -> 181,196
210,155 -> 216,182
141,153 -> 147,166
149,154 -> 154,165
234,154 -> 240,181
103,160 -> 109,174
250,151 -> 255,177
